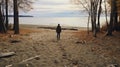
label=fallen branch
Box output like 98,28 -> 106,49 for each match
0,52 -> 15,58
6,55 -> 41,67
20,55 -> 41,63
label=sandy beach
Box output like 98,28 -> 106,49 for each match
0,24 -> 120,67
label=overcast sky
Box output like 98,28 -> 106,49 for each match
25,0 -> 83,17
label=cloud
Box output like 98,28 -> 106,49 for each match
27,0 -> 83,17
35,0 -> 70,5
33,0 -> 79,10
28,9 -> 87,17
33,4 -> 80,11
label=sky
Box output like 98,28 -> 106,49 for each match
24,0 -> 85,17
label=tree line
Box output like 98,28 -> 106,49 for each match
0,0 -> 33,34
73,0 -> 120,37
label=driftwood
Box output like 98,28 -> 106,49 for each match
20,55 -> 40,63
10,40 -> 21,43
6,55 -> 41,67
107,64 -> 118,67
0,52 -> 15,58
37,26 -> 78,31
76,40 -> 86,44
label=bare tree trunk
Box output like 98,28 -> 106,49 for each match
113,0 -> 118,31
0,2 -> 6,33
104,0 -> 108,27
90,0 -> 99,37
106,0 -> 114,36
91,0 -> 94,32
107,13 -> 113,36
87,13 -> 90,34
13,0 -> 19,34
97,0 -> 102,32
5,0 -> 9,30
114,11 -> 118,31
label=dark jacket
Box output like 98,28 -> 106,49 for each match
56,25 -> 61,33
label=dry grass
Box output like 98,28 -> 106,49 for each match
0,28 -> 40,42
0,28 -> 40,35
0,26 -> 120,66
19,28 -> 40,35
73,30 -> 105,43
73,30 -> 120,64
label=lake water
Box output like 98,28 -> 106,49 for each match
9,17 -> 108,27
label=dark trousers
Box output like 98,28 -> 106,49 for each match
57,33 -> 60,40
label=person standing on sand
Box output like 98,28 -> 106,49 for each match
56,24 -> 62,40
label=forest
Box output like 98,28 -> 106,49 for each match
73,0 -> 120,37
0,0 -> 33,34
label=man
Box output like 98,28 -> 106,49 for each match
56,24 -> 61,40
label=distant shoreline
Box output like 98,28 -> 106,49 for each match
19,24 -> 88,31
5,15 -> 33,17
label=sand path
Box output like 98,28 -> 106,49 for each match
0,29 -> 119,67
